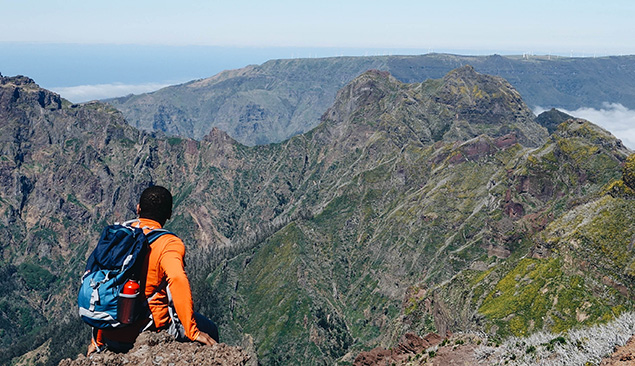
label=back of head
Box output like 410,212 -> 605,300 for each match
138,185 -> 173,226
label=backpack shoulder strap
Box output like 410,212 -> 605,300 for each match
146,229 -> 177,244
115,219 -> 177,244
120,219 -> 140,227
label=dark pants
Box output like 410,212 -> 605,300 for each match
166,311 -> 220,344
194,312 -> 219,343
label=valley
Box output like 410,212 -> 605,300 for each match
1,62 -> 634,365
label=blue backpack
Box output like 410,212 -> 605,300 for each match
77,220 -> 172,329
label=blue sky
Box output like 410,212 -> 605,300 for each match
3,0 -> 634,87
2,0 -> 635,148
3,0 -> 633,53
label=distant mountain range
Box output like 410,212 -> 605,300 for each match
2,65 -> 635,365
106,54 -> 635,146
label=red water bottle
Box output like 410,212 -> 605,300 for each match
118,279 -> 140,324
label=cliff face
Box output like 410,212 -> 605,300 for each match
1,68 -> 634,365
0,74 -> 264,364
208,70 -> 632,363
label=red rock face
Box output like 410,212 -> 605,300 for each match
353,332 -> 445,366
442,133 -> 518,166
504,201 -> 525,219
353,347 -> 393,366
462,138 -> 495,161
494,133 -> 518,149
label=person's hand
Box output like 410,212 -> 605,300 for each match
195,331 -> 217,346
87,341 -> 97,356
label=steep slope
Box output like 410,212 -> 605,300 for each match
1,68 -> 633,365
401,119 -> 633,341
204,70 -> 631,364
106,54 -> 635,145
0,75 -> 290,365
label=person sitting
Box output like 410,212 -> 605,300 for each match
88,185 -> 218,354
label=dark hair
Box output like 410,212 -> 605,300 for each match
138,185 -> 173,226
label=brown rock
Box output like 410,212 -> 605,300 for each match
494,133 -> 518,149
353,347 -> 393,366
397,333 -> 430,354
601,335 -> 635,366
504,201 -> 525,219
353,332 -> 445,366
57,331 -> 251,366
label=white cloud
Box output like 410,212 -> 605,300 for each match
50,82 -> 171,103
535,103 -> 635,150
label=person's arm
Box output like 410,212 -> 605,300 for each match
159,236 -> 204,342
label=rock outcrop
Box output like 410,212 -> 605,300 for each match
58,331 -> 251,366
353,333 -> 444,366
353,332 -> 483,366
601,334 -> 635,366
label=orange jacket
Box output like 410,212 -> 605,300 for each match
95,218 -> 200,345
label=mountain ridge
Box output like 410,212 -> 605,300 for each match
106,53 -> 635,146
1,69 -> 634,365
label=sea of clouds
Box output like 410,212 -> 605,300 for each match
535,103 -> 635,150
51,82 -> 172,103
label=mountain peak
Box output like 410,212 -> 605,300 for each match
322,69 -> 400,124
437,65 -> 517,105
0,74 -> 62,111
536,108 -> 574,133
319,67 -> 548,152
0,74 -> 39,87
435,65 -> 548,146
447,64 -> 477,77
203,126 -> 238,145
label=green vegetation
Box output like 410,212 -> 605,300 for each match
478,257 -> 622,337
4,62 -> 635,365
623,154 -> 635,189
167,137 -> 182,146
235,223 -> 331,364
17,262 -> 56,291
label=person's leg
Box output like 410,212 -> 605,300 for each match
194,312 -> 219,343
102,338 -> 135,353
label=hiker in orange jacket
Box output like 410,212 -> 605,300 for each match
88,185 -> 218,354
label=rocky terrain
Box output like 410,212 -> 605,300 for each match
2,66 -> 635,365
106,54 -> 635,145
601,335 -> 635,366
57,331 -> 252,366
352,331 -> 635,366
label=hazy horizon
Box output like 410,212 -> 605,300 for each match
2,42 -> 629,102
2,0 -> 634,148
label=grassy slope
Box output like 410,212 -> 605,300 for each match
3,69 -> 634,365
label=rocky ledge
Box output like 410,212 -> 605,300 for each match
58,331 -> 252,366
